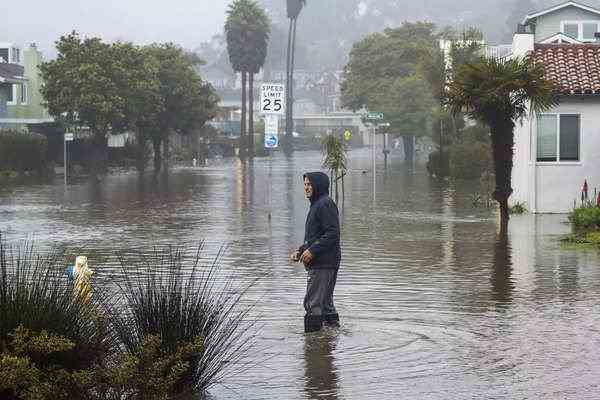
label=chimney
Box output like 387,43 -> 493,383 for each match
512,31 -> 534,57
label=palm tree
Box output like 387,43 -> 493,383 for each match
447,56 -> 557,235
225,0 -> 270,159
283,0 -> 306,154
246,3 -> 270,158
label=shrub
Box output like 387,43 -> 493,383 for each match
426,149 -> 450,177
449,140 -> 492,180
569,205 -> 600,230
509,202 -> 528,215
107,245 -> 258,395
0,129 -> 49,175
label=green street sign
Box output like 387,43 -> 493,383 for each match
366,112 -> 384,121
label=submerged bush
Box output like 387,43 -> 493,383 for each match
0,129 -> 49,175
107,245 -> 258,395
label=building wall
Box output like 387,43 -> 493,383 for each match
6,44 -> 50,122
534,6 -> 600,42
0,84 -> 9,118
512,97 -> 600,213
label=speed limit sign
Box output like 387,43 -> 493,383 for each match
260,83 -> 285,115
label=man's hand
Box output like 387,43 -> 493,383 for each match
299,249 -> 314,266
290,250 -> 300,262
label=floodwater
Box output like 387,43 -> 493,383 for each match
2,149 -> 600,399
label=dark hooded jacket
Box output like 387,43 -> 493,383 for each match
299,172 -> 341,269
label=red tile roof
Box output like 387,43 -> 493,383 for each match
532,44 -> 600,95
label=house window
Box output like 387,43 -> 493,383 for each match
11,48 -> 20,63
0,48 -> 8,63
563,22 -> 579,38
6,84 -> 17,105
561,21 -> 600,41
536,114 -> 580,162
20,83 -> 28,104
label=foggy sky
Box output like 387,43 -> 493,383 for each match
0,0 -> 231,56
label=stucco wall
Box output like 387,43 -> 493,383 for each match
0,84 -> 9,118
534,6 -> 600,41
6,45 -> 49,121
512,97 -> 600,213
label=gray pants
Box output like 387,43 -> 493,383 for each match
303,268 -> 338,317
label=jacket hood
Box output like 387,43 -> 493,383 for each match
303,172 -> 329,202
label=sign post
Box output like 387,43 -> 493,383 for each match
64,132 -> 74,186
260,83 -> 286,220
362,112 -> 385,203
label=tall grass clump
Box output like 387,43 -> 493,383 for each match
0,233 -> 115,399
108,244 -> 259,396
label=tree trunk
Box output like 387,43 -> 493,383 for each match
135,129 -> 146,173
283,17 -> 295,155
248,72 -> 255,158
153,137 -> 162,173
402,135 -> 414,164
490,118 -> 515,236
163,130 -> 171,171
90,131 -> 108,179
240,70 -> 247,159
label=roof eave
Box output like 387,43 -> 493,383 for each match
522,1 -> 600,25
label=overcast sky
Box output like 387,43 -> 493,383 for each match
0,0 -> 230,56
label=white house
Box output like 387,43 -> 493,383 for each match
511,1 -> 600,213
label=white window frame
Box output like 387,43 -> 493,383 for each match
20,83 -> 28,105
6,84 -> 18,105
536,113 -> 582,164
561,20 -> 600,41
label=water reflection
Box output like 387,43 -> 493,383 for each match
491,236 -> 514,307
304,331 -> 340,400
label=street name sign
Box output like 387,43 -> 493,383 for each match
260,83 -> 285,115
64,133 -> 74,141
366,112 -> 384,121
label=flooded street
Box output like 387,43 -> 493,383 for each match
2,149 -> 600,399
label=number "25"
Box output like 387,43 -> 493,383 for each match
263,98 -> 282,112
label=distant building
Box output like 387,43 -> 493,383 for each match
0,49 -> 25,122
0,42 -> 53,129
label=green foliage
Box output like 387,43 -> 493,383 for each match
0,130 -> 48,176
0,327 -> 94,400
109,245 -> 257,393
447,57 -> 558,126
569,205 -> 600,230
321,135 -> 348,203
449,140 -> 492,180
94,335 -> 203,400
225,0 -> 272,73
509,202 -> 528,215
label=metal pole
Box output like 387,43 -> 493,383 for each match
372,125 -> 376,202
64,134 -> 67,186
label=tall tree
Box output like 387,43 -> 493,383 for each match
226,0 -> 270,158
40,32 -> 127,177
341,22 -> 439,162
282,0 -> 306,154
246,2 -> 270,158
447,57 -> 557,235
144,44 -> 219,172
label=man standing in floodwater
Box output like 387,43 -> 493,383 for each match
291,172 -> 341,333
